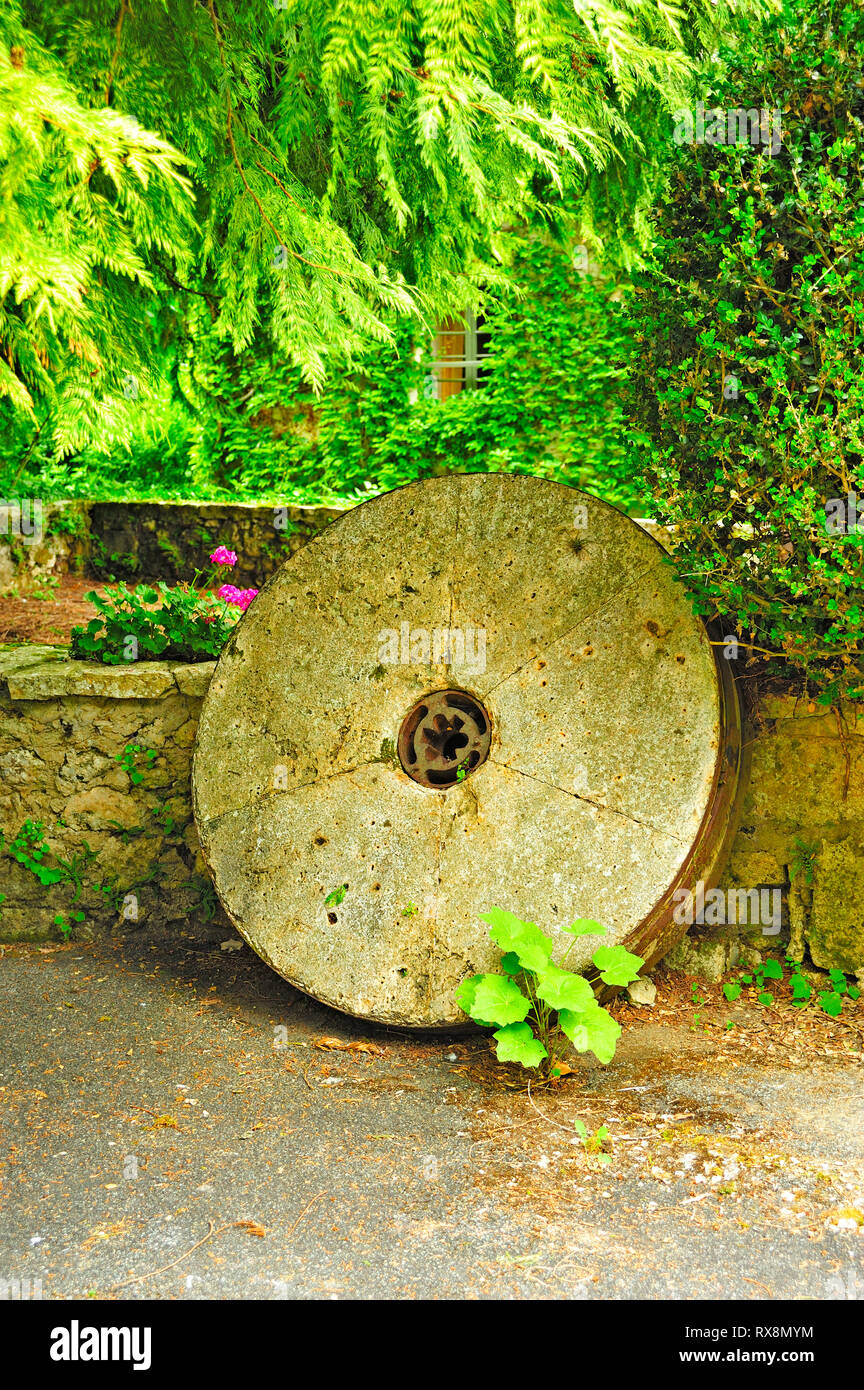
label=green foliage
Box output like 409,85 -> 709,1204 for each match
114,744 -> 157,786
628,0 -> 864,704
723,955 -> 861,1014
54,909 -> 85,942
790,837 -> 818,885
183,874 -> 219,924
70,582 -> 238,664
4,0 -> 739,426
1,0 -> 764,493
35,244 -> 639,509
0,5 -> 195,453
366,244 -> 644,508
1,819 -> 65,885
324,884 -> 348,908
573,1118 -> 611,1163
456,905 -> 642,1075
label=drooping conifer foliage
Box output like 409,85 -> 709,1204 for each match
2,0 -> 748,452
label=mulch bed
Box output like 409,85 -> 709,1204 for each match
0,575 -> 106,647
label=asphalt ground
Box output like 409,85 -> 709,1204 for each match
1,935 -> 863,1302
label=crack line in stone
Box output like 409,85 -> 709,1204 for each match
478,558 -> 658,702
200,760 -> 385,834
488,758 -> 690,845
430,472 -> 462,1009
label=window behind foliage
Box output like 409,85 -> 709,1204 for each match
430,314 -> 491,400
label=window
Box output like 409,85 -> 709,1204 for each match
429,312 -> 491,401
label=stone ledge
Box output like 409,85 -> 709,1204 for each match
0,644 -> 67,681
1,647 -> 216,701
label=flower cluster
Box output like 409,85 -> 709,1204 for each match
71,541 -> 261,666
209,546 -> 238,566
217,584 -> 258,612
209,545 -> 258,611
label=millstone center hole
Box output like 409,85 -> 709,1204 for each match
397,690 -> 492,789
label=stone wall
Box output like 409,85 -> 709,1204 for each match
1,499 -> 344,592
1,648 -> 862,971
667,696 -> 864,979
0,646 -> 228,946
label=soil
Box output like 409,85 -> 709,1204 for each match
0,576 -> 104,647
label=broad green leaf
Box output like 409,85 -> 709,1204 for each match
563,918 -> 606,938
479,907 -> 553,972
591,943 -> 644,987
492,1022 -> 547,1069
573,1118 -> 588,1140
761,958 -> 783,980
791,975 -> 811,1000
534,963 -> 595,1013
454,974 -> 491,1024
722,981 -> 742,1002
469,973 -> 531,1027
819,991 -> 843,1018
757,990 -> 774,1006
559,1002 -> 621,1064
500,952 -> 521,976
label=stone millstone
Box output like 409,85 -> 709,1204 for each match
192,475 -> 734,1028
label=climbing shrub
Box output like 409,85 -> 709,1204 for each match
628,0 -> 864,703
9,241 -> 643,512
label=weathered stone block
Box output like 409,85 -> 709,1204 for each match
809,837 -> 864,974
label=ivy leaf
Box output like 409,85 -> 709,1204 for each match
591,943 -> 644,987
563,918 -> 606,938
478,907 -> 554,972
534,963 -> 595,1013
34,865 -> 64,886
559,1002 -> 621,1064
819,991 -> 843,1018
461,973 -> 531,1027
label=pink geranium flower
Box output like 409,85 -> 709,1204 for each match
217,584 -> 258,612
210,546 -> 238,567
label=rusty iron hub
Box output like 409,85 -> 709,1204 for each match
397,690 -> 492,789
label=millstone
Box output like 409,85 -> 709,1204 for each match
192,475 -> 739,1028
